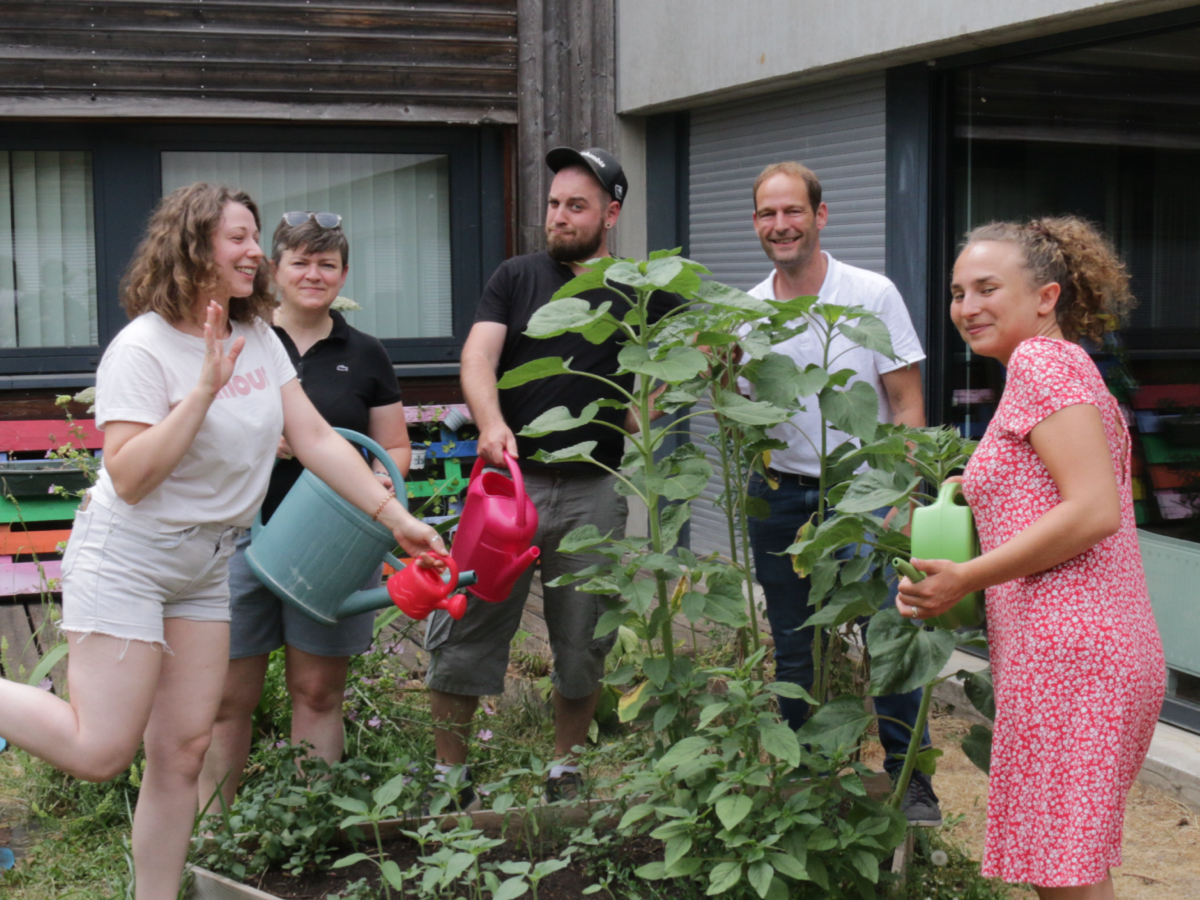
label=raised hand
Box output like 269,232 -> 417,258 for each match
199,300 -> 245,398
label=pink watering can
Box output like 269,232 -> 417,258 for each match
388,552 -> 468,621
451,453 -> 540,603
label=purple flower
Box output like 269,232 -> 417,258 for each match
482,703 -> 496,716
368,716 -> 382,729
47,484 -> 57,494
275,740 -> 288,749
37,677 -> 53,691
476,729 -> 493,742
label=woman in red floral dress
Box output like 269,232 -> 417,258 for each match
898,217 -> 1165,899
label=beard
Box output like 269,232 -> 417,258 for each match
546,221 -> 605,263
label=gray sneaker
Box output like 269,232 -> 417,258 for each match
899,771 -> 942,827
544,771 -> 584,803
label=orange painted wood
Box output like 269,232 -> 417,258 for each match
0,529 -> 72,555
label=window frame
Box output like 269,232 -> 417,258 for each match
0,121 -> 506,376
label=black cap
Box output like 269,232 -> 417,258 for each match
545,146 -> 628,206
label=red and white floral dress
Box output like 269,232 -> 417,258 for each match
962,337 -> 1165,887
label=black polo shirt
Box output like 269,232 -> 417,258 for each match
475,252 -> 680,473
262,310 -> 402,522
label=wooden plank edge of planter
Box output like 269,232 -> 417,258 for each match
187,865 -> 282,900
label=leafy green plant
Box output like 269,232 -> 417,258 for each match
331,769 -> 424,900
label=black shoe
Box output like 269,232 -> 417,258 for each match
898,771 -> 942,827
544,771 -> 584,803
421,767 -> 481,816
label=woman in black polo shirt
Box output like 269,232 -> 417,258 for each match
199,212 -> 411,811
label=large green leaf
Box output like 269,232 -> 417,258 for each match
558,524 -> 608,552
618,344 -> 708,382
526,297 -> 613,338
496,356 -> 574,389
645,256 -> 684,287
759,720 -> 801,767
605,261 -> 652,288
531,441 -> 598,465
748,861 -> 773,899
835,468 -> 920,514
695,280 -> 775,315
519,403 -> 600,437
550,260 -> 614,300
715,794 -> 753,831
713,390 -> 791,426
706,861 -> 743,896
804,579 -> 886,629
865,608 -> 957,696
796,694 -> 874,754
839,315 -> 896,359
820,380 -> 882,443
655,735 -> 710,772
786,515 -> 864,576
962,724 -> 993,774
961,666 -> 996,720
660,457 -> 712,501
659,501 -> 691,551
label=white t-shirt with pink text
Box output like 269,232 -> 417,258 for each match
92,311 -> 297,529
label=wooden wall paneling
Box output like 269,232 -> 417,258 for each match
0,603 -> 40,682
27,601 -> 68,697
516,0 -> 616,254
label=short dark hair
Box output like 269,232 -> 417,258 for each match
271,216 -> 349,267
752,161 -> 823,211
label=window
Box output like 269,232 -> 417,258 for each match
162,152 -> 453,340
0,151 -> 98,349
0,123 -> 504,378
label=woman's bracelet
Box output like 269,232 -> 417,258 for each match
371,488 -> 396,522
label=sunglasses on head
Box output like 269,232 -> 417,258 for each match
282,211 -> 343,229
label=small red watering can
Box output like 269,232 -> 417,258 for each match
451,453 -> 540,603
387,551 -> 468,621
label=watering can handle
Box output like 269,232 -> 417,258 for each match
937,480 -> 966,505
383,550 -> 462,593
467,452 -> 529,531
333,427 -> 407,512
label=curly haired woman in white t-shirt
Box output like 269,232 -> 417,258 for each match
0,183 -> 445,900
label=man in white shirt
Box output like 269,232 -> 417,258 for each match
743,161 -> 940,825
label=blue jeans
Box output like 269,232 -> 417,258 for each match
747,472 -> 930,776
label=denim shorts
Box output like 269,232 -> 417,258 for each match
60,495 -> 243,646
226,532 -> 376,659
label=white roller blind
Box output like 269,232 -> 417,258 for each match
162,152 -> 453,339
0,150 -> 98,349
687,74 -> 887,558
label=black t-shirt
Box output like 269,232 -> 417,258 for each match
262,310 -> 403,521
475,252 -> 679,472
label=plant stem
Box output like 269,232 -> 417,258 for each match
888,676 -> 935,809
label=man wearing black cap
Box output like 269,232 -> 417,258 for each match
425,147 -> 667,804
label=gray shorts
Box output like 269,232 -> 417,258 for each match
227,532 -> 376,659
60,496 -> 243,646
425,469 -> 626,700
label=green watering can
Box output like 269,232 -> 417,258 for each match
245,428 -> 474,626
894,480 -> 984,630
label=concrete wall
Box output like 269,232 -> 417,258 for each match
615,0 -> 1198,113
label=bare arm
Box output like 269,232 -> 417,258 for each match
367,400 -> 413,485
881,364 -> 926,428
282,380 -> 445,559
460,321 -> 516,466
898,403 -> 1121,617
104,301 -> 245,505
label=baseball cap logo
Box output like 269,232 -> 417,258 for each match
581,150 -> 606,168
614,184 -> 624,199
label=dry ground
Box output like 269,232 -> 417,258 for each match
862,710 -> 1200,899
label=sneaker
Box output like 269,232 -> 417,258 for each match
898,771 -> 942,827
544,771 -> 584,803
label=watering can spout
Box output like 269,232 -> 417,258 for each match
337,586 -> 394,619
491,547 -> 540,593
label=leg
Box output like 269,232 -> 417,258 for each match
1035,876 -> 1114,900
132,618 -> 229,900
0,631 -> 162,781
430,689 -> 480,765
552,687 -> 601,759
199,653 -> 269,815
747,474 -> 821,729
285,646 -> 351,766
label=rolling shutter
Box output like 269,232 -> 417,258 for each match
686,73 -> 886,558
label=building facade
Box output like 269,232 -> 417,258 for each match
614,0 -> 1200,731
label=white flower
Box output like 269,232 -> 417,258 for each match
930,850 -> 949,867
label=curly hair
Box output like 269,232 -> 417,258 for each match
963,216 -> 1135,343
120,183 -> 275,325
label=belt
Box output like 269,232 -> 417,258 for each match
766,468 -> 821,489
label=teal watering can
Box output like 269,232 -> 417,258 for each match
894,480 -> 984,630
245,428 -> 474,626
